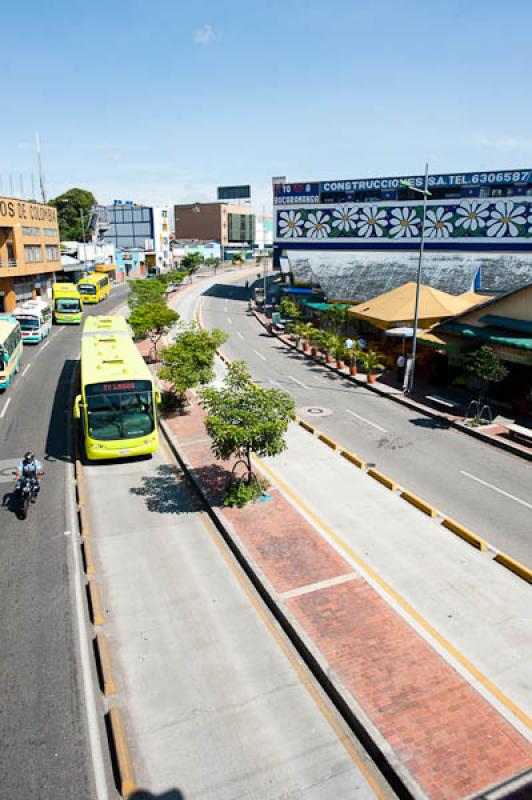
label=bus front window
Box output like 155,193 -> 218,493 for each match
79,285 -> 96,295
17,317 -> 40,331
56,298 -> 81,312
86,391 -> 154,440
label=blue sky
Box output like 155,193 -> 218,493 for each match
2,0 -> 532,210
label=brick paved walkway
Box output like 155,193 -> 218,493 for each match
163,400 -> 532,800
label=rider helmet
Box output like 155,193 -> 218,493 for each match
24,452 -> 34,463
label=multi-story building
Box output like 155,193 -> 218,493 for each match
96,201 -> 171,272
0,196 -> 61,312
174,202 -> 255,260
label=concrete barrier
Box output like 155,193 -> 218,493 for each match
442,518 -> 487,551
88,581 -> 105,626
76,480 -> 86,508
75,459 -> 83,483
341,449 -> 366,470
494,552 -> 532,584
400,490 -> 438,517
318,432 -> 339,451
79,505 -> 91,537
83,540 -> 96,575
108,707 -> 136,797
96,633 -> 117,696
297,418 -> 316,435
367,468 -> 397,492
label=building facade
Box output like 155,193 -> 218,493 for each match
0,196 -> 61,312
174,202 -> 255,258
273,170 -> 532,256
97,201 -> 171,272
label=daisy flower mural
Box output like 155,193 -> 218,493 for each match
424,207 -> 454,239
331,206 -> 358,233
278,210 -> 304,239
389,208 -> 420,239
357,206 -> 388,237
455,201 -> 490,232
487,201 -> 527,237
304,210 -> 331,239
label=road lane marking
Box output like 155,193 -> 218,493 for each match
253,349 -> 267,361
22,363 -> 32,377
158,436 -> 390,798
346,408 -> 387,433
40,340 -> 50,351
460,471 -> 532,510
253,454 -> 532,735
0,398 -> 11,418
237,332 -> 244,340
227,317 -> 232,324
288,375 -> 309,390
269,379 -> 284,390
281,572 -> 359,600
52,328 -> 65,338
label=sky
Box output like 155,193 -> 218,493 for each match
2,0 -> 532,212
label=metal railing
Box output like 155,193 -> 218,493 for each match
0,259 -> 18,268
466,399 -> 493,425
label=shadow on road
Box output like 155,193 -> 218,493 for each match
202,282 -> 251,302
409,416 -> 451,430
129,791 -> 185,799
44,359 -> 78,464
2,490 -> 20,519
129,464 -> 195,514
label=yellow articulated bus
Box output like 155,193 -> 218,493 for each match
52,282 -> 83,324
0,316 -> 23,391
74,316 -> 160,460
77,273 -> 111,304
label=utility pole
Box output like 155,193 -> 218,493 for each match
36,131 -> 47,203
80,209 -> 89,269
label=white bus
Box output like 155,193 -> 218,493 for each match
13,299 -> 53,344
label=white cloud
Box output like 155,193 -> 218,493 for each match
193,24 -> 218,45
478,135 -> 532,150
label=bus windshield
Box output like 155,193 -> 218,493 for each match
85,381 -> 154,440
17,316 -> 40,330
56,298 -> 81,311
79,284 -> 96,294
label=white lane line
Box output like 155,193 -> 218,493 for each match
40,339 -> 50,351
281,572 -> 359,600
52,328 -> 65,338
269,379 -> 284,390
253,349 -> 267,361
22,363 -> 32,377
0,398 -> 11,418
288,375 -> 309,390
346,408 -> 387,433
227,317 -> 232,325
460,471 -> 532,510
237,332 -> 244,340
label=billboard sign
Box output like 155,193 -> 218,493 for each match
217,185 -> 251,201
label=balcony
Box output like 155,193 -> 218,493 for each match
0,258 -> 17,268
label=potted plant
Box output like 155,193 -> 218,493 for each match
335,344 -> 346,370
317,331 -> 339,364
362,349 -> 385,384
287,321 -> 304,349
345,340 -> 361,375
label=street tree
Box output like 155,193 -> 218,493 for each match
199,361 -> 295,504
181,252 -> 203,274
465,345 -> 508,402
159,322 -> 228,403
279,298 -> 301,320
49,187 -> 96,241
128,277 -> 166,309
129,302 -> 179,362
324,304 -> 347,335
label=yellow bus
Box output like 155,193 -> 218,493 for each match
77,273 -> 111,304
74,316 -> 160,460
52,282 -> 83,324
0,316 -> 23,391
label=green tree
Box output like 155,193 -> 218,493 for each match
465,345 -> 508,402
129,302 -> 179,362
279,298 -> 302,320
49,188 -> 96,241
316,331 -> 340,359
159,322 -> 228,402
128,277 -> 166,309
199,361 -> 295,495
324,305 -> 347,335
181,252 -> 203,274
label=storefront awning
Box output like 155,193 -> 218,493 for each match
441,322 -> 532,351
303,301 -> 347,312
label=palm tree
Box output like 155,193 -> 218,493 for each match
317,331 -> 340,363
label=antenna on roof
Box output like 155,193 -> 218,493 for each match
36,131 -> 47,203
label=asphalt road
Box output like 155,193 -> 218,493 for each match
0,286 -> 127,800
188,276 -> 532,567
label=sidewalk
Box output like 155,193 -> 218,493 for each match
161,396 -> 532,800
253,308 -> 532,461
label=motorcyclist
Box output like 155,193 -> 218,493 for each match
16,452 -> 43,501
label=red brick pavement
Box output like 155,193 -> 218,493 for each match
164,400 -> 532,800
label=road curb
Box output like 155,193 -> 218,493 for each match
159,417 -> 422,800
400,490 -> 438,518
494,552 -> 532,584
108,706 -> 136,797
82,540 -> 96,575
441,518 -> 487,551
88,580 -> 105,626
96,633 -> 117,696
340,449 -> 366,469
367,468 -> 398,492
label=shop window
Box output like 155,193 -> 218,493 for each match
24,245 -> 42,262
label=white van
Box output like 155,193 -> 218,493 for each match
13,299 -> 52,344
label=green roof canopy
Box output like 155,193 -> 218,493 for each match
442,322 -> 532,351
303,301 -> 347,312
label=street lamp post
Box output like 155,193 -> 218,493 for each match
79,208 -> 89,271
399,164 -> 431,394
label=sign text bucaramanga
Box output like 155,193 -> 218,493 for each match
0,198 -> 58,225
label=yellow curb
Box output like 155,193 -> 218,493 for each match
79,505 -> 91,537
83,540 -> 96,575
494,552 -> 532,584
108,707 -> 136,797
88,580 -> 105,626
340,449 -> 366,470
442,518 -> 487,551
318,432 -> 339,451
77,479 -> 86,508
75,459 -> 83,483
400,490 -> 438,517
96,633 -> 117,695
367,468 -> 398,492
297,418 -> 316,435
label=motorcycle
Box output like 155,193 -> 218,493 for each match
13,467 -> 42,519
